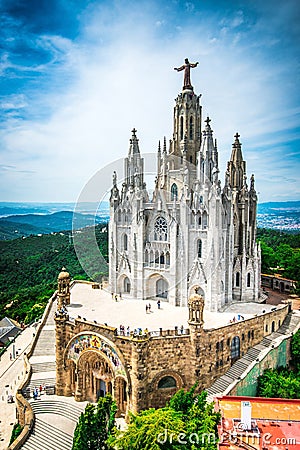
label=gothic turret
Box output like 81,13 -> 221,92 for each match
188,288 -> 204,328
124,128 -> 144,190
169,89 -> 202,169
198,117 -> 218,184
226,134 -> 260,302
57,267 -> 70,308
228,133 -> 246,190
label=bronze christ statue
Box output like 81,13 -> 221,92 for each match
174,58 -> 199,89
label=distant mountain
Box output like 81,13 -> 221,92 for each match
0,220 -> 43,240
257,201 -> 300,231
0,201 -> 298,240
258,201 -> 300,210
0,202 -> 109,218
0,211 -> 109,240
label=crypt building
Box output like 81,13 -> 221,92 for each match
54,63 -> 291,419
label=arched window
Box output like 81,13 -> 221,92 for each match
155,250 -> 159,265
124,277 -> 131,293
160,253 -> 165,265
189,116 -> 194,140
247,273 -> 251,287
189,155 -> 193,163
271,321 -> 275,332
231,336 -> 240,362
236,272 -> 240,287
198,215 -> 201,226
145,250 -> 149,265
166,252 -> 170,266
118,209 -> 121,223
156,278 -> 168,299
171,183 -> 178,201
197,239 -> 202,258
154,217 -> 168,241
203,211 -> 208,228
123,233 -> 128,251
180,116 -> 184,140
158,376 -> 176,389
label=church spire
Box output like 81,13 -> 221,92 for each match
227,132 -> 246,190
128,128 -> 140,156
124,128 -> 144,189
230,133 -> 243,164
169,60 -> 202,170
199,116 -> 218,184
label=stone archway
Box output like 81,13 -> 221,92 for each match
64,332 -> 130,417
146,274 -> 169,300
77,350 -> 114,403
117,274 -> 131,295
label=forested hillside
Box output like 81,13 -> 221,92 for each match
0,227 -> 299,324
0,225 -> 108,323
257,228 -> 300,284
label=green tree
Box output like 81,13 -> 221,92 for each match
72,394 -> 116,450
109,386 -> 220,450
110,408 -> 185,450
259,241 -> 276,273
257,332 -> 300,400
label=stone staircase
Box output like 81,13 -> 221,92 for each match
20,293 -> 88,450
30,400 -> 85,423
31,362 -> 56,373
206,311 -> 300,401
31,329 -> 55,356
21,417 -> 74,450
21,399 -> 87,449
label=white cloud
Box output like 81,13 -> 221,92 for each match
0,2 -> 299,202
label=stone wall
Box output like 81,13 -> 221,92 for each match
55,303 -> 289,413
231,338 -> 289,397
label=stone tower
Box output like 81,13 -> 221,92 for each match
55,268 -> 70,396
227,134 -> 260,302
109,61 -> 260,310
57,267 -> 70,306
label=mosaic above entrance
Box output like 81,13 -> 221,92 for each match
66,333 -> 126,378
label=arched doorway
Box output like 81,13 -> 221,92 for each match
77,351 -> 114,403
124,276 -> 131,293
156,278 -> 168,299
231,336 -> 240,364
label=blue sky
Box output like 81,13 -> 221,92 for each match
0,0 -> 299,202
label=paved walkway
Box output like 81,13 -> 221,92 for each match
0,325 -> 36,449
68,283 -> 280,332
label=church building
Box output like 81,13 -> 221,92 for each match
109,59 -> 261,310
